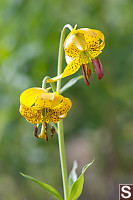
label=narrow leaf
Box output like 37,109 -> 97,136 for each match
60,75 -> 83,94
69,161 -> 78,191
20,172 -> 63,200
68,159 -> 94,200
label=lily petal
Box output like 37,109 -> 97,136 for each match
64,27 -> 80,58
65,54 -> 74,64
48,97 -> 72,123
62,57 -> 82,78
78,28 -> 105,59
20,104 -> 41,124
35,92 -> 64,109
72,31 -> 87,51
46,74 -> 63,83
35,92 -> 57,109
81,28 -> 105,50
20,88 -> 46,107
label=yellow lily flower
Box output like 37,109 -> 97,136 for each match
47,26 -> 105,86
19,87 -> 72,139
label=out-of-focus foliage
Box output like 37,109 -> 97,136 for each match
0,0 -> 133,199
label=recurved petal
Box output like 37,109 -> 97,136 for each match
79,28 -> 105,58
88,49 -> 102,59
59,113 -> 67,119
72,31 -> 87,51
20,87 -> 46,107
46,74 -> 63,83
64,28 -> 80,58
48,97 -> 72,123
54,97 -> 72,114
35,92 -> 59,109
65,54 -> 74,64
20,104 -> 41,124
62,57 -> 82,78
50,93 -> 64,108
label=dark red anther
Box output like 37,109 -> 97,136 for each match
92,59 -> 102,80
50,126 -> 55,138
85,64 -> 91,80
82,64 -> 90,86
44,122 -> 47,132
45,132 -> 48,141
34,125 -> 38,138
96,58 -> 104,77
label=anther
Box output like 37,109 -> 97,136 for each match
82,64 -> 90,86
44,122 -> 47,132
96,58 -> 104,77
34,125 -> 38,138
45,132 -> 48,141
50,126 -> 55,138
92,59 -> 102,80
85,64 -> 91,80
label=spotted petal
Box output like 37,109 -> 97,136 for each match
64,27 -> 81,58
48,97 -> 72,123
62,57 -> 82,78
35,92 -> 64,109
81,28 -> 105,49
20,104 -> 41,124
79,28 -> 105,58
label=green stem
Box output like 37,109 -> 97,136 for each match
57,24 -> 73,93
57,24 -> 73,200
42,76 -> 56,92
58,120 -> 68,200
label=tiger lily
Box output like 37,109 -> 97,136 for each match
19,87 -> 72,139
47,26 -> 105,86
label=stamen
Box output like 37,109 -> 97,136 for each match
50,126 -> 55,138
44,122 -> 47,132
82,64 -> 90,86
34,125 -> 38,138
96,58 -> 104,77
44,132 -> 48,141
92,59 -> 102,80
85,64 -> 91,80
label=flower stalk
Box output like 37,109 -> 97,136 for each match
42,76 -> 56,92
57,24 -> 73,200
57,24 -> 73,93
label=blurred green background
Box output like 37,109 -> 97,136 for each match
0,0 -> 133,199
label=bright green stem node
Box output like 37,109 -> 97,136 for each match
57,24 -> 73,200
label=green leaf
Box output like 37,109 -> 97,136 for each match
68,159 -> 94,200
20,172 -> 63,200
68,161 -> 78,192
60,75 -> 84,94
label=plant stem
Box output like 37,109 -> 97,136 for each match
57,24 -> 73,93
58,120 -> 68,200
57,24 -> 73,200
42,76 -> 56,92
